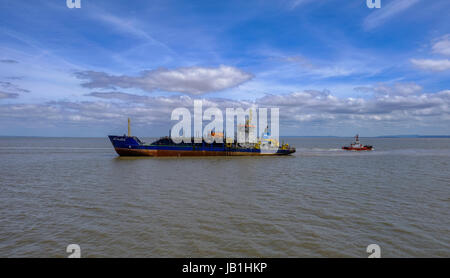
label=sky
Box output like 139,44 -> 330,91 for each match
0,0 -> 449,137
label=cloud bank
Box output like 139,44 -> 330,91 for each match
411,59 -> 450,72
1,83 -> 449,135
75,66 -> 254,95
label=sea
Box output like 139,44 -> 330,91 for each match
0,137 -> 449,257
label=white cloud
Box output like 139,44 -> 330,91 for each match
289,0 -> 313,10
432,35 -> 450,56
3,82 -> 448,126
410,58 -> 450,72
86,92 -> 149,102
363,0 -> 421,30
257,85 -> 449,127
76,65 -> 254,95
1,83 -> 449,136
355,83 -> 423,96
280,55 -> 357,78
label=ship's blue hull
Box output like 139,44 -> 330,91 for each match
108,135 -> 295,156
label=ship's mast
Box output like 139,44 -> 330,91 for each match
128,118 -> 131,137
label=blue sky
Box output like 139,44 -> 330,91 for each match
0,0 -> 449,136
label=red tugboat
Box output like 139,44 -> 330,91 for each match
342,134 -> 373,151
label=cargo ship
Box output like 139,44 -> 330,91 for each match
108,119 -> 295,157
342,134 -> 373,151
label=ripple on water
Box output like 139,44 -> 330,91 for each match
0,137 -> 449,257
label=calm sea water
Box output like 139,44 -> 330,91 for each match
0,137 -> 449,257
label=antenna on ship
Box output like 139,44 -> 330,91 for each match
128,118 -> 131,137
